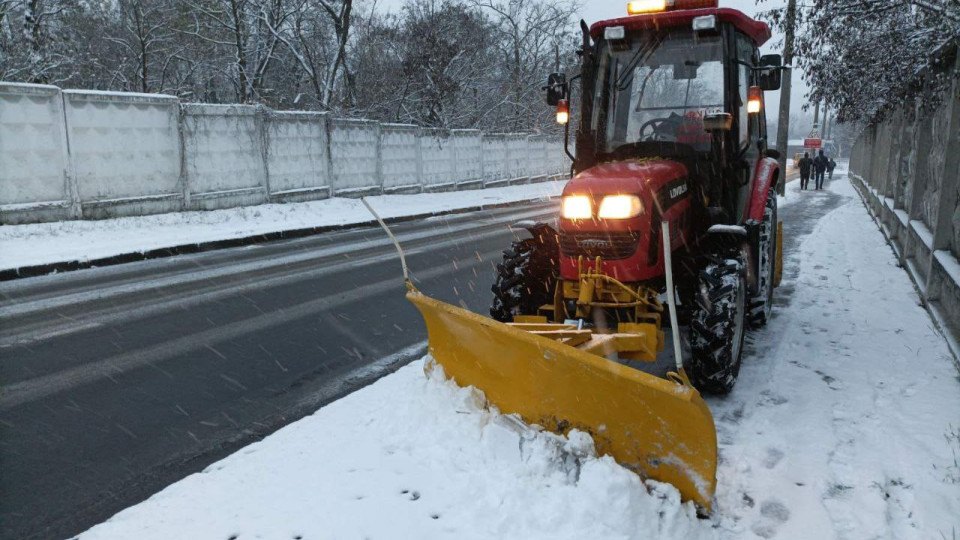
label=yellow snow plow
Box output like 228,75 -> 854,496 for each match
407,284 -> 717,512
360,198 -> 718,512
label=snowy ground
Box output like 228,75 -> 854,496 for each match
75,170 -> 960,540
0,181 -> 564,271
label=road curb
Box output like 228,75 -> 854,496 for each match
0,197 -> 559,282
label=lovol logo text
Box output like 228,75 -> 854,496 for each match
578,239 -> 612,249
669,183 -> 688,199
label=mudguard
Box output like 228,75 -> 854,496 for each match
407,289 -> 718,513
747,157 -> 780,222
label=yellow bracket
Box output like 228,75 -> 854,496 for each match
775,221 -> 784,287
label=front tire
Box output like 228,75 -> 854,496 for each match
687,253 -> 748,394
490,236 -> 557,322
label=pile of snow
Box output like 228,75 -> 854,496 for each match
77,358 -> 714,540
0,181 -> 565,271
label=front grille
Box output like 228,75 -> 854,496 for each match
560,231 -> 641,260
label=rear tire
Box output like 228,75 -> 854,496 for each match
490,237 -> 558,322
687,253 -> 748,394
750,191 -> 778,327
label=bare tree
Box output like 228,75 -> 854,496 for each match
472,0 -> 578,131
261,0 -> 352,109
0,0 -> 581,132
108,0 -> 175,93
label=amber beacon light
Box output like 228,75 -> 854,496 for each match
556,99 -> 570,125
627,0 -> 717,14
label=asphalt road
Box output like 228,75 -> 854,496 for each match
0,201 -> 558,540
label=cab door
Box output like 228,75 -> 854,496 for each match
733,32 -> 764,224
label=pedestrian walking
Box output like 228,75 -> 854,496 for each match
798,152 -> 813,190
828,157 -> 837,179
813,149 -> 828,190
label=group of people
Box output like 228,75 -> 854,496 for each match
797,149 -> 836,190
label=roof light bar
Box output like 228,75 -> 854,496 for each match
627,0 -> 718,15
627,0 -> 667,14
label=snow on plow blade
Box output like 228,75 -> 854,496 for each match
407,290 -> 718,512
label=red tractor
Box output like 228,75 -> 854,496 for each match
490,1 -> 784,394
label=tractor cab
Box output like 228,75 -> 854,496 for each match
547,2 -> 782,230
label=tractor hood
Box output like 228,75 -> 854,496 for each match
562,159 -> 689,200
558,158 -> 695,283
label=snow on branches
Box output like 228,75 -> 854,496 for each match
761,0 -> 959,125
0,0 -> 581,133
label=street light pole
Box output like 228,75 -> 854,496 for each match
775,0 -> 797,196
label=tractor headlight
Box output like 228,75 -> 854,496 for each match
598,195 -> 643,219
561,195 -> 592,219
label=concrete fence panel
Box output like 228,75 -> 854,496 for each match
264,111 -> 330,202
329,118 -> 380,196
526,136 -> 549,180
481,134 -> 509,185
181,104 -> 268,210
452,130 -> 483,187
554,141 -> 569,175
921,95 -> 954,235
380,124 -> 421,193
63,90 -> 182,219
420,129 -> 455,190
0,83 -> 73,223
505,134 -> 529,181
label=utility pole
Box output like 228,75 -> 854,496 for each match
775,0 -> 797,195
823,101 -> 833,141
812,100 -> 820,134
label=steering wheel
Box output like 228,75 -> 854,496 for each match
638,117 -> 677,141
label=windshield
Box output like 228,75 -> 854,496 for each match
592,30 -> 726,155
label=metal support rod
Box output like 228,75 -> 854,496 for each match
661,222 -> 683,372
361,197 -> 410,282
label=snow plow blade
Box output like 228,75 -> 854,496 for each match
407,289 -> 718,512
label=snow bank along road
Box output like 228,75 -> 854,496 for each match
75,170 -> 960,540
0,181 -> 567,275
0,201 -> 560,540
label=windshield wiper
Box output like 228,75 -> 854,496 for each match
633,66 -> 659,112
615,35 -> 663,90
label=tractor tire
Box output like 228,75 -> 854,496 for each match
687,253 -> 748,394
490,237 -> 558,322
750,190 -> 778,327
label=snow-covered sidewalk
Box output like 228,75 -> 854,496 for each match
0,181 -> 564,272
76,174 -> 960,540
710,175 -> 960,538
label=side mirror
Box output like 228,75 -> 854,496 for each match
758,54 -> 782,91
545,73 -> 567,106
